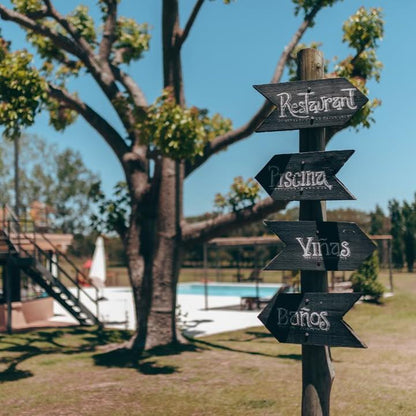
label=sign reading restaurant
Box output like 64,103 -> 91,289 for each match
254,78 -> 368,132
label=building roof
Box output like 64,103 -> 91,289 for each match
207,236 -> 280,247
207,234 -> 392,248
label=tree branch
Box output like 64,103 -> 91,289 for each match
99,0 -> 118,63
47,84 -> 129,162
43,0 -> 97,60
177,0 -> 205,49
0,4 -> 142,152
0,5 -> 83,58
41,2 -> 141,138
185,2 -> 324,177
26,7 -> 48,20
182,198 -> 288,245
110,64 -> 148,109
163,0 -> 184,104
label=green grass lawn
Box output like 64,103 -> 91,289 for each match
0,271 -> 415,415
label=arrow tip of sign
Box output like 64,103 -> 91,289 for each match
252,84 -> 266,95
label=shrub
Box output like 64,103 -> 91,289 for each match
350,251 -> 385,302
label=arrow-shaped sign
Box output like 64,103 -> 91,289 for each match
255,150 -> 355,201
258,292 -> 366,348
253,78 -> 368,132
264,221 -> 376,271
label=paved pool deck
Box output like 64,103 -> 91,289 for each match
51,285 -> 266,337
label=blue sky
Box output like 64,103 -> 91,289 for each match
1,0 -> 414,217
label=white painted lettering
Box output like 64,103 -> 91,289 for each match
296,237 -> 313,258
275,307 -> 331,331
319,312 -> 330,331
340,241 -> 351,257
277,307 -> 288,325
275,88 -> 358,119
295,237 -> 351,260
271,170 -> 332,191
269,166 -> 280,188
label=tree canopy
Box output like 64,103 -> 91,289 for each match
0,133 -> 100,232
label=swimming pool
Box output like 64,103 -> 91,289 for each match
178,282 -> 282,298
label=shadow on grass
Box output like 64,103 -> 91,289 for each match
192,338 -> 278,358
0,327 -> 132,383
277,353 -> 301,361
187,330 -> 301,360
205,329 -> 274,345
92,342 -> 200,375
244,330 -> 273,340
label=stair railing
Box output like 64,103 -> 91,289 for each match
1,204 -> 101,321
38,232 -> 101,318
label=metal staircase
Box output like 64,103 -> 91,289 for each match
1,206 -> 101,326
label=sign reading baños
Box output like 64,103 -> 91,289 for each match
258,292 -> 366,348
254,78 -> 368,132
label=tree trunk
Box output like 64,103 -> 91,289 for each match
127,157 -> 184,355
148,158 -> 184,349
124,201 -> 154,356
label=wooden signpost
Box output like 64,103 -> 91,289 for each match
263,221 -> 376,271
253,48 -> 371,416
254,78 -> 368,132
255,150 -> 355,201
258,292 -> 366,348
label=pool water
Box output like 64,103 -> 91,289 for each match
178,282 -> 282,298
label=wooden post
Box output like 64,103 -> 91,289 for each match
14,135 -> 20,218
388,238 -> 393,292
5,259 -> 13,335
203,242 -> 208,310
298,48 -> 335,416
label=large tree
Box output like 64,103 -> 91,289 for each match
0,0 -> 383,356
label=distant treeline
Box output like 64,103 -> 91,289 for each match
68,233 -> 127,267
183,207 -> 391,269
69,203 -> 416,273
389,198 -> 416,272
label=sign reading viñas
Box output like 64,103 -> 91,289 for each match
264,221 -> 376,271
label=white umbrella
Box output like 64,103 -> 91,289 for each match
51,253 -> 59,278
89,236 -> 106,295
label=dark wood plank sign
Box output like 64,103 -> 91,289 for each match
255,150 -> 355,201
258,292 -> 366,348
264,221 -> 376,271
253,78 -> 368,132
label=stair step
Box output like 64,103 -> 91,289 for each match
17,255 -> 101,326
16,257 -> 35,267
